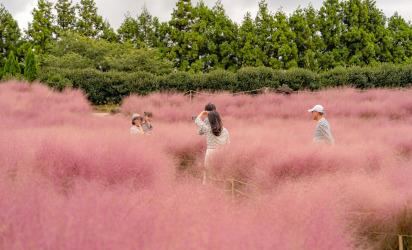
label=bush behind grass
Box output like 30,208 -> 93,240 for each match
38,64 -> 412,105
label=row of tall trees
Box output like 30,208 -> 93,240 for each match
1,0 -> 412,74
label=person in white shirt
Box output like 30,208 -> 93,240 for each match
130,114 -> 144,135
308,104 -> 335,145
195,110 -> 230,184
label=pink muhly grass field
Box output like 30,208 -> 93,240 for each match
1,81 -> 412,249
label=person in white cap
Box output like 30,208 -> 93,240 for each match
308,105 -> 335,145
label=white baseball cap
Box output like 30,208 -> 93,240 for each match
308,104 -> 325,113
132,113 -> 141,119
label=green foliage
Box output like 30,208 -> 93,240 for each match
0,4 -> 21,64
55,0 -> 76,34
3,51 -> 21,77
281,68 -> 319,90
118,6 -> 161,48
76,0 -> 115,41
27,0 -> 55,54
236,67 -> 279,91
38,63 -> 412,105
44,33 -> 172,75
14,0 -> 412,72
24,48 -> 39,82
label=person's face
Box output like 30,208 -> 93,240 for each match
311,111 -> 320,121
145,116 -> 152,123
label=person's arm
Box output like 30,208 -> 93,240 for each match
137,125 -> 145,134
195,111 -> 209,135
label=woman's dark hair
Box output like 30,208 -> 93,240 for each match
208,111 -> 223,136
205,103 -> 216,112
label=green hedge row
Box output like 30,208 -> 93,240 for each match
39,64 -> 412,105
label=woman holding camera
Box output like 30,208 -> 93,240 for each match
195,109 -> 230,184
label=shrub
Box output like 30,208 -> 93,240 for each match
280,68 -> 319,90
200,69 -> 237,91
235,67 -> 280,91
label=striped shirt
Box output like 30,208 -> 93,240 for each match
195,117 -> 230,150
313,118 -> 335,145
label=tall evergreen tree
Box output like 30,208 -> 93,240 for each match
290,6 -> 320,70
137,6 -> 158,47
27,0 -> 55,54
118,7 -> 161,48
341,0 -> 377,65
24,48 -> 38,82
3,51 -> 21,77
118,14 -> 139,43
76,0 -> 113,40
55,0 -> 76,34
168,0 -> 196,70
388,13 -> 412,63
254,0 -> 274,67
209,1 -> 238,70
0,4 -> 21,63
237,12 -> 263,67
318,0 -> 345,69
272,10 -> 298,69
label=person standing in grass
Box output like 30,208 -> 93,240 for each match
195,109 -> 230,184
130,114 -> 144,135
308,104 -> 335,145
142,112 -> 153,134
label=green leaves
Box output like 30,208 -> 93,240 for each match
4,0 -> 412,75
26,0 -> 54,54
76,0 -> 114,40
55,0 -> 76,34
3,51 -> 21,77
0,4 -> 21,62
118,7 -> 161,48
24,48 -> 39,82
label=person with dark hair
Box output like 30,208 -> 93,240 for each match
130,114 -> 144,135
198,103 -> 217,135
204,103 -> 216,112
142,112 -> 153,133
195,109 -> 230,184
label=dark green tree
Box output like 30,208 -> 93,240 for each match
0,4 -> 21,64
167,0 -> 196,70
209,1 -> 238,70
27,0 -> 55,54
254,0 -> 274,67
24,48 -> 39,82
272,10 -> 298,69
318,0 -> 345,69
388,13 -> 412,63
118,7 -> 162,48
3,51 -> 21,77
290,6 -> 321,70
341,0 -> 377,65
118,14 -> 139,43
237,12 -> 263,67
76,0 -> 114,40
55,0 -> 76,34
137,6 -> 158,47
